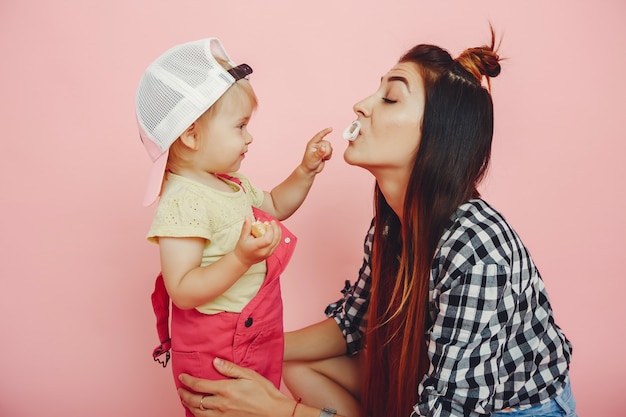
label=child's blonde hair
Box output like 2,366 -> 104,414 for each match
167,58 -> 258,173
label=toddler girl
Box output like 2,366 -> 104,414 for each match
135,38 -> 332,416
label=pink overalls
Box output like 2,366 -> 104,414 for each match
151,207 -> 297,416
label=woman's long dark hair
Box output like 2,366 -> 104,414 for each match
362,29 -> 501,417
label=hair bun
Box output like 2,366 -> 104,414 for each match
454,27 -> 502,89
483,53 -> 501,78
456,47 -> 501,81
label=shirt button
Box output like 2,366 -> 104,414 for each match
245,317 -> 253,327
284,237 -> 291,244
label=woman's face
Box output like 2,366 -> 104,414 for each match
343,61 -> 426,177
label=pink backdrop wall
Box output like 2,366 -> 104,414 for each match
1,1 -> 624,415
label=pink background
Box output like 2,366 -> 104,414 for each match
1,1 -> 624,416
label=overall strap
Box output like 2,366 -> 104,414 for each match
151,273 -> 171,367
216,173 -> 243,188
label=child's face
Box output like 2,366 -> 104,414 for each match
195,85 -> 255,174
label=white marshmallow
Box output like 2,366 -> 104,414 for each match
342,121 -> 361,141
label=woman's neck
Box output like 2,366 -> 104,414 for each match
375,172 -> 407,224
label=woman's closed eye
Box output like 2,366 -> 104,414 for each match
382,97 -> 397,104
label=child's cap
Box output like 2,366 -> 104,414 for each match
135,38 -> 253,206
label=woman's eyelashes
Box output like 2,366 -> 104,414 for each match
382,97 -> 398,104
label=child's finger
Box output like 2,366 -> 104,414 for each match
310,127 -> 333,144
240,217 -> 252,236
318,141 -> 333,159
268,222 -> 282,251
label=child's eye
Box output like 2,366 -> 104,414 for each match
382,97 -> 397,104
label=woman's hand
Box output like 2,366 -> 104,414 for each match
178,358 -> 294,417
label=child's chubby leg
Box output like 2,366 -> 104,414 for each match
282,318 -> 363,417
283,353 -> 363,417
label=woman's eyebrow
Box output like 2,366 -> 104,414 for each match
381,75 -> 411,92
388,76 -> 410,91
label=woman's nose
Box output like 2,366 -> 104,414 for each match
353,95 -> 372,117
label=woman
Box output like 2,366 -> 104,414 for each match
177,29 -> 577,417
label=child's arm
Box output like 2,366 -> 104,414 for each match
260,127 -> 333,220
158,217 -> 282,310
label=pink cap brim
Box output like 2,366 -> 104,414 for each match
143,149 -> 169,207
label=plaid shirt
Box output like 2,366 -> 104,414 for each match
326,199 -> 572,417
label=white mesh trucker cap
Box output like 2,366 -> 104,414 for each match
135,38 -> 252,206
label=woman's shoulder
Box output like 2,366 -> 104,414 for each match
438,199 -> 521,266
452,199 -> 509,231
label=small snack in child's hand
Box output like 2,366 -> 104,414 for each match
251,220 -> 268,238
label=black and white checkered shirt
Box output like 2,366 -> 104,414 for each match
326,199 -> 572,417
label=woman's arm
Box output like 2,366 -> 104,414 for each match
284,318 -> 347,362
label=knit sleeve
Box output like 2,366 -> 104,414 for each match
147,188 -> 213,244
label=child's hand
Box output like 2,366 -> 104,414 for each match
233,217 -> 282,267
302,127 -> 333,174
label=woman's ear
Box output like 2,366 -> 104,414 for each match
179,123 -> 199,150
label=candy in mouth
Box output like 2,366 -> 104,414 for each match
342,121 -> 361,141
